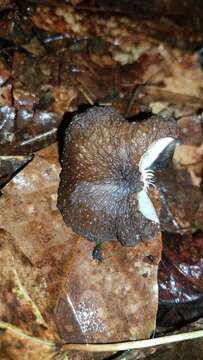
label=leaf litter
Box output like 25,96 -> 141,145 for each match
0,1 -> 203,359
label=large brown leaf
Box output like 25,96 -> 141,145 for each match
0,144 -> 161,359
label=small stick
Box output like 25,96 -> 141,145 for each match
20,128 -> 57,146
62,329 -> 203,352
78,86 -> 94,105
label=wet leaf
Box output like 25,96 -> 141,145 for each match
0,145 -> 76,334
56,236 -> 161,343
0,154 -> 32,188
0,1 -> 203,358
0,144 -> 161,359
159,164 -> 201,232
158,232 -> 203,330
0,105 -> 62,155
0,106 -> 16,145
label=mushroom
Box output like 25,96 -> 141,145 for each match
58,106 -> 179,246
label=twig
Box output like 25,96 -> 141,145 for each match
20,129 -> 57,146
125,83 -> 146,117
62,329 -> 203,352
0,156 -> 31,160
78,86 -> 94,105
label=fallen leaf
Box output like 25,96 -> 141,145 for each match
0,144 -> 161,359
174,144 -> 203,186
0,145 -> 76,335
158,231 -> 203,330
0,155 -> 32,188
55,236 -> 161,343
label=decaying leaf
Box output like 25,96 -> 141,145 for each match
0,1 -> 203,358
158,232 -> 203,330
55,236 -> 161,343
158,163 -> 201,232
0,155 -> 32,188
0,144 -> 162,359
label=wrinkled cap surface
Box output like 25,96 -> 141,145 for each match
58,106 -> 179,246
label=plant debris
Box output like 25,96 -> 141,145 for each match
0,145 -> 161,359
0,1 -> 203,359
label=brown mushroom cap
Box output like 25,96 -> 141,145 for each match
58,106 -> 179,246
